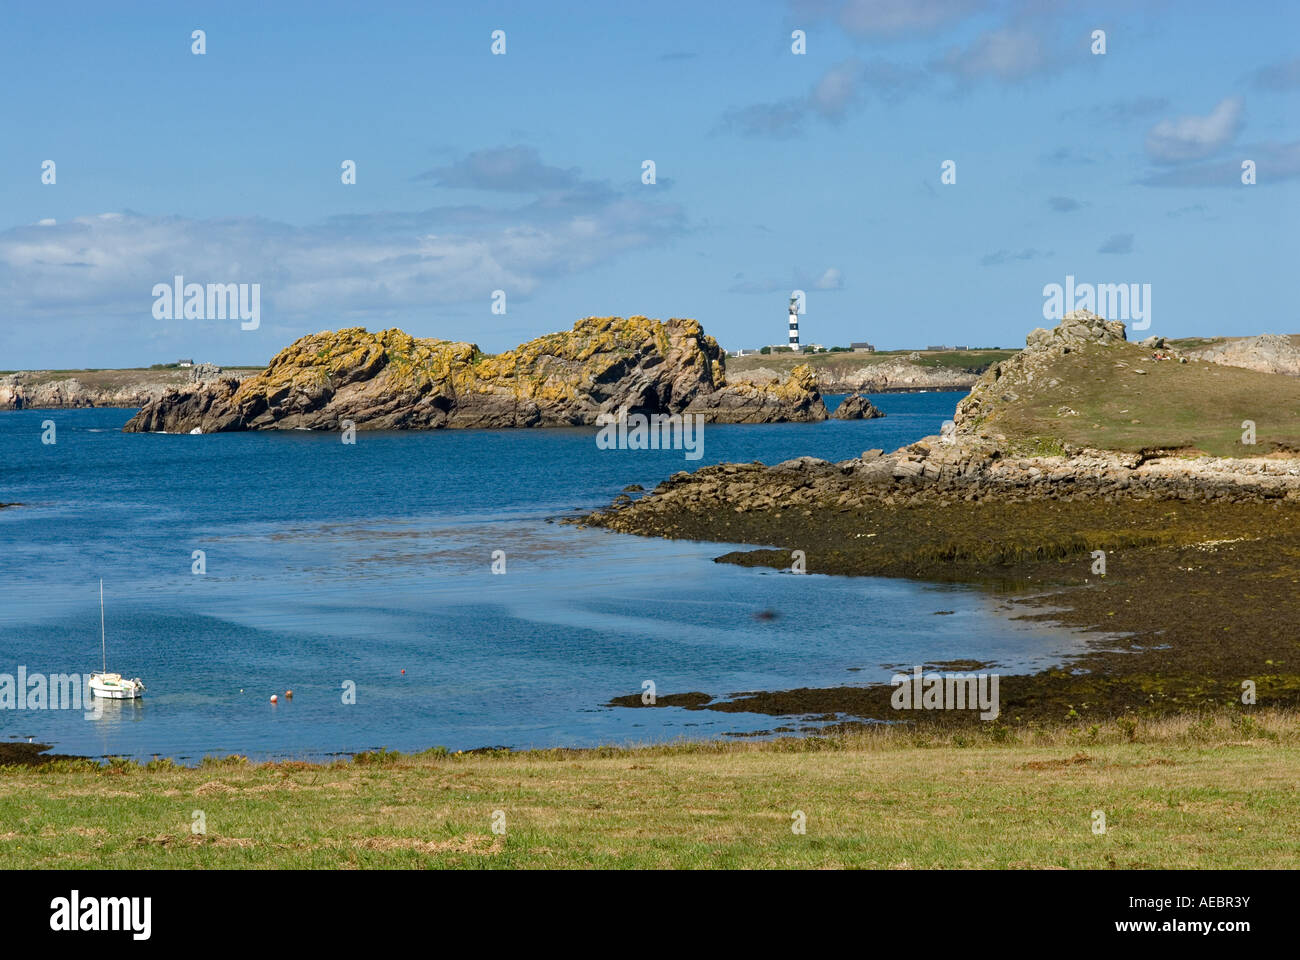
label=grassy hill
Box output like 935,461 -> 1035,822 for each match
963,339 -> 1300,458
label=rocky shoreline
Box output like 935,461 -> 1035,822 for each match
730,355 -> 983,394
579,468 -> 1300,726
577,311 -> 1300,726
0,364 -> 246,411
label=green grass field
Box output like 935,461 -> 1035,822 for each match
3,710 -> 1295,868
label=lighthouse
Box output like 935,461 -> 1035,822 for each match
787,294 -> 800,351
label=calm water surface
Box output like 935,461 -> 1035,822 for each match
0,394 -> 1087,761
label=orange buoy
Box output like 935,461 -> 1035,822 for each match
285,689 -> 293,699
401,669 -> 405,675
270,694 -> 278,703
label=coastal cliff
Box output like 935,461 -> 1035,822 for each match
728,352 -> 998,394
0,365 -> 242,411
122,316 -> 827,433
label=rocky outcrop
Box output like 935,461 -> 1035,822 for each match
831,394 -> 885,420
731,357 -> 979,394
0,365 -> 236,411
954,309 -> 1124,433
585,439 -> 1300,540
1187,334 -> 1300,377
1,374 -> 162,410
682,363 -> 827,424
1024,310 -> 1128,351
188,362 -> 223,382
123,317 -> 828,433
582,310 -> 1300,532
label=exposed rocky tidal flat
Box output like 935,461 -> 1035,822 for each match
582,312 -> 1300,727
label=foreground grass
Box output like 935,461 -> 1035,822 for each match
2,711 -> 1296,868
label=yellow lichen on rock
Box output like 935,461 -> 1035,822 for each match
123,315 -> 827,432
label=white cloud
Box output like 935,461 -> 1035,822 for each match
814,267 -> 844,290
1145,97 -> 1245,164
1139,139 -> 1300,187
934,25 -> 1051,83
810,59 -> 865,120
0,166 -> 687,365
833,0 -> 984,38
719,57 -> 929,138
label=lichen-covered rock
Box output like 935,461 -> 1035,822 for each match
831,394 -> 885,420
123,316 -> 828,433
684,362 -> 827,424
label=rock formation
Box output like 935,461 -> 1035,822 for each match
123,316 -> 828,433
581,310 -> 1300,533
0,365 -> 241,411
730,357 -> 981,394
1,373 -> 167,410
1187,334 -> 1300,377
831,394 -> 885,420
954,309 -> 1124,434
584,434 -> 1300,544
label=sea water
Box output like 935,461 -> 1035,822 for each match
0,394 -> 1088,761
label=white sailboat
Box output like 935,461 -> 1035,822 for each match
88,580 -> 145,700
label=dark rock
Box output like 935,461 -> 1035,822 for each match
832,394 -> 885,420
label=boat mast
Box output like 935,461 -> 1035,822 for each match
100,579 -> 106,674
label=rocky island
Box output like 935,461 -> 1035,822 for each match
122,316 -> 827,433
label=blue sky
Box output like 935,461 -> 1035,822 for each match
1,0 -> 1297,368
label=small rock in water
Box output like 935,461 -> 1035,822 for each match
832,394 -> 885,420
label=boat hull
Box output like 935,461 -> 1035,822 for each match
89,675 -> 145,699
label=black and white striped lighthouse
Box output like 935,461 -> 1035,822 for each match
787,294 -> 800,350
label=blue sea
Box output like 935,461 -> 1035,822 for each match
0,393 -> 1088,762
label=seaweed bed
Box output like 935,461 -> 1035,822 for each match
590,497 -> 1300,727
